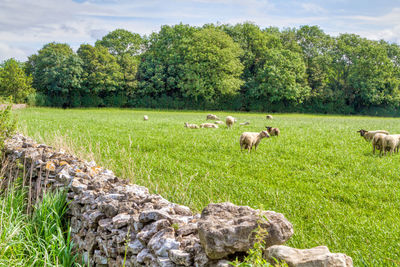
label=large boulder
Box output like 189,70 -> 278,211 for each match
198,202 -> 293,259
264,245 -> 353,267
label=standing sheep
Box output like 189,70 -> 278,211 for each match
206,114 -> 219,120
266,126 -> 280,136
184,122 -> 199,129
226,116 -> 237,128
357,129 -> 389,142
240,131 -> 270,152
382,134 -> 400,156
200,123 -> 219,128
143,115 -> 149,121
266,115 -> 273,120
372,133 -> 387,155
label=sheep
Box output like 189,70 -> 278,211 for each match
382,134 -> 400,156
143,115 -> 149,121
240,131 -> 270,152
206,114 -> 219,120
215,121 -> 224,124
266,115 -> 273,120
266,126 -> 280,136
226,116 -> 237,128
357,129 -> 389,142
240,122 -> 250,125
372,133 -> 387,155
200,123 -> 219,128
184,122 -> 199,129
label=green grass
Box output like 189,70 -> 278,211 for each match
15,107 -> 400,266
0,182 -> 76,266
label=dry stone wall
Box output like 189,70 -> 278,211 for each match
1,134 -> 353,267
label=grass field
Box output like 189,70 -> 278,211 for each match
15,108 -> 400,266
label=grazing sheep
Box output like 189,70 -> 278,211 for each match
357,129 -> 389,142
206,114 -> 219,120
200,123 -> 219,128
184,122 -> 199,129
266,115 -> 273,120
226,116 -> 237,128
372,133 -> 387,155
215,121 -> 224,124
143,115 -> 149,121
382,134 -> 400,155
240,131 -> 270,152
266,126 -> 280,136
240,122 -> 250,125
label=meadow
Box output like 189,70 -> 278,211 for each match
15,108 -> 400,266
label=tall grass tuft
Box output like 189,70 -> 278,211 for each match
0,183 -> 77,266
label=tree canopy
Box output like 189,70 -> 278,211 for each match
4,22 -> 399,115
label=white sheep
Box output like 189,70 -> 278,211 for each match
266,115 -> 273,120
206,114 -> 219,120
266,126 -> 280,136
215,121 -> 224,124
240,131 -> 270,152
200,123 -> 219,128
143,115 -> 149,121
226,116 -> 237,128
382,134 -> 400,156
372,133 -> 387,155
357,129 -> 389,142
184,122 -> 199,129
240,122 -> 250,125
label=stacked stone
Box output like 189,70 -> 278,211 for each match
2,134 -> 353,267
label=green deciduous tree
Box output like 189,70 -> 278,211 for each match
180,27 -> 244,101
27,42 -> 83,107
77,44 -> 123,106
0,58 -> 34,102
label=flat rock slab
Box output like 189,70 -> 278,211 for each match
198,202 -> 293,259
264,245 -> 353,267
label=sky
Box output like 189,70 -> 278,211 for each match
1,0 -> 400,62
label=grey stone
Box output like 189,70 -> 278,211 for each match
198,202 -> 293,259
93,249 -> 108,265
137,219 -> 171,243
127,239 -> 145,255
139,209 -> 172,223
71,179 -> 87,193
112,213 -> 131,228
157,256 -> 177,267
137,248 -> 155,264
168,249 -> 193,266
148,228 -> 180,257
264,245 -> 353,267
99,200 -> 119,217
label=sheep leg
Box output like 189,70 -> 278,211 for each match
373,145 -> 375,154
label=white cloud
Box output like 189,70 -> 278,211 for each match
1,0 -> 400,62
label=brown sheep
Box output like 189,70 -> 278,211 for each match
266,126 -> 280,137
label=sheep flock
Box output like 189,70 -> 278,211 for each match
145,114 -> 396,155
357,129 -> 400,156
182,114 -> 280,152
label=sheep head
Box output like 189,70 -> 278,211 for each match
260,130 -> 270,138
357,129 -> 367,136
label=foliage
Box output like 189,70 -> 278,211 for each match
0,58 -> 34,103
180,27 -> 244,101
78,44 -> 123,104
16,23 -> 400,115
17,108 -> 400,266
26,42 -> 83,107
0,184 -> 77,266
0,104 -> 16,152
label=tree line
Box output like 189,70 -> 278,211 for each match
1,23 -> 400,115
